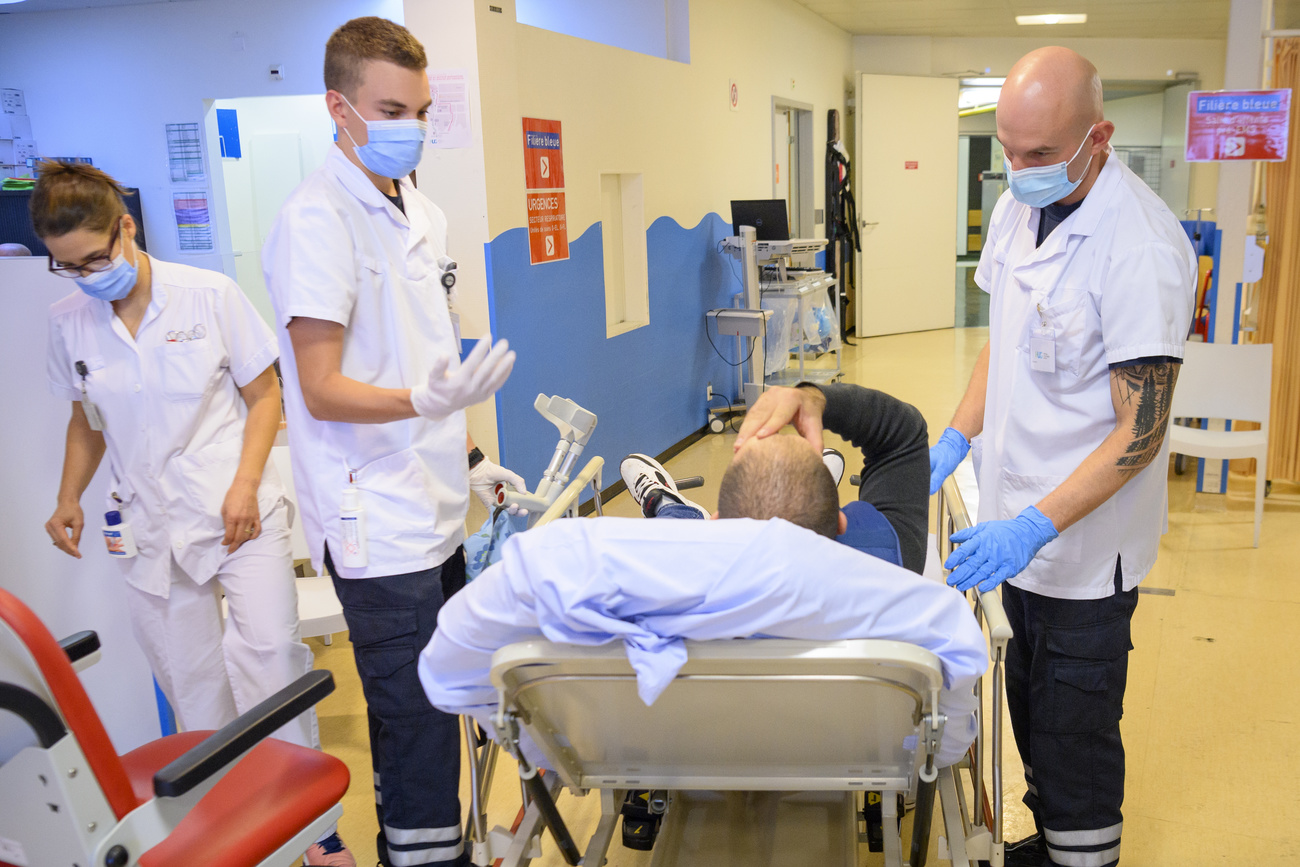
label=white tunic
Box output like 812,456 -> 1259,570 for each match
263,146 -> 468,579
974,156 -> 1197,600
45,256 -> 284,597
419,517 -> 989,768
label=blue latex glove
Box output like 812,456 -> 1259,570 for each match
929,427 -> 971,495
944,506 -> 1059,592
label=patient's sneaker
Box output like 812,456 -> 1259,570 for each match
304,832 -> 356,867
822,447 -> 845,486
621,453 -> 708,519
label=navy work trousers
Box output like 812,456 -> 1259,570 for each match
326,546 -> 470,867
1003,563 -> 1137,867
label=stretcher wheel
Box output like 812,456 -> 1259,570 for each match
708,416 -> 726,434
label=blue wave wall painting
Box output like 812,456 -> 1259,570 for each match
486,212 -> 748,496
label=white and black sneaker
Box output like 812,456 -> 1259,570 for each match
822,447 -> 846,486
620,453 -> 708,518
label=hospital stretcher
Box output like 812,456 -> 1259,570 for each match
461,408 -> 1008,866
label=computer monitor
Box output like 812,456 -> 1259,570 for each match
0,187 -> 147,258
730,199 -> 790,241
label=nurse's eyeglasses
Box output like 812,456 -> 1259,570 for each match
48,219 -> 122,278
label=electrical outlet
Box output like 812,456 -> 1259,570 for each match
707,383 -> 713,401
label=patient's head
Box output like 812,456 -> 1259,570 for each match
717,434 -> 840,538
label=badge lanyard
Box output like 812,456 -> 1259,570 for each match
75,360 -> 107,430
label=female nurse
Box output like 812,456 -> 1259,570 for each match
33,161 -> 352,866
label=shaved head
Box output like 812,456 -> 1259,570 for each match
1002,46 -> 1102,136
718,435 -> 840,538
997,46 -> 1113,204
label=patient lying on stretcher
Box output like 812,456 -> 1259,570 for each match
418,385 -> 988,767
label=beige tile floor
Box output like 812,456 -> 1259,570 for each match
310,327 -> 1300,866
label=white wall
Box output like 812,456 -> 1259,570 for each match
1106,92 -> 1165,147
475,0 -> 854,238
0,0 -> 403,274
0,259 -> 160,753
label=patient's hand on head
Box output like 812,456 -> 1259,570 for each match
718,434 -> 845,538
734,386 -> 826,453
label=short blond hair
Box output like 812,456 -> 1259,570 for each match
324,16 -> 427,98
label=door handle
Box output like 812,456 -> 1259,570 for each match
861,220 -> 879,228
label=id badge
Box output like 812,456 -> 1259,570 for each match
1029,326 -> 1056,373
450,311 -> 462,354
82,398 -> 106,431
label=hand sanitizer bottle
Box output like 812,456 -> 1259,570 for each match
102,510 -> 137,558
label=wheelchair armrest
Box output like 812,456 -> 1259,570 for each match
152,669 -> 334,798
59,630 -> 100,664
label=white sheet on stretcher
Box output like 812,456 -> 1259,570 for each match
420,516 -> 989,768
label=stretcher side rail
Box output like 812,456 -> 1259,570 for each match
937,473 -> 1009,867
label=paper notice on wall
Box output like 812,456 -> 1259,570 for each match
1,88 -> 26,116
14,140 -> 37,164
0,114 -> 33,140
428,69 -> 472,149
165,122 -> 205,183
173,190 -> 214,253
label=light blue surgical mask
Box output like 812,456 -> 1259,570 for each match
340,93 -> 428,179
74,250 -> 137,302
1007,124 -> 1097,209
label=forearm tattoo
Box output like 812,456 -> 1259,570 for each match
1113,362 -> 1179,479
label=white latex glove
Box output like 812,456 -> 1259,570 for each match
410,338 -> 516,421
469,458 -> 526,511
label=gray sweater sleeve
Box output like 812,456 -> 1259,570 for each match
816,383 -> 930,574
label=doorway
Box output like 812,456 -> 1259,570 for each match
203,94 -> 335,325
772,98 -> 814,238
955,134 -> 1003,328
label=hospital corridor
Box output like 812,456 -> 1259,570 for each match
301,329 -> 1300,866
4,1 -> 1300,866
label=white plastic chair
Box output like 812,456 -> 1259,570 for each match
1168,341 -> 1273,547
270,446 -> 347,643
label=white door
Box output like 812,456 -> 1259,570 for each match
855,74 -> 959,336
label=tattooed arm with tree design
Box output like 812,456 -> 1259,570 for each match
1035,361 -> 1181,533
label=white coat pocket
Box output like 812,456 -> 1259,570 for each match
1020,291 -> 1090,377
173,436 -> 244,540
353,448 -> 439,545
996,468 -> 1083,564
154,341 -> 219,401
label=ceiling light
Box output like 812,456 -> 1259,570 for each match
1016,13 -> 1087,25
961,77 -> 1007,87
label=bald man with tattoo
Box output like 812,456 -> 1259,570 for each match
927,48 -> 1196,867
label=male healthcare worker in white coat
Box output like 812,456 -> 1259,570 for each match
263,18 -> 518,867
928,49 -> 1195,867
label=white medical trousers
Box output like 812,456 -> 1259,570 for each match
122,502 -> 318,749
